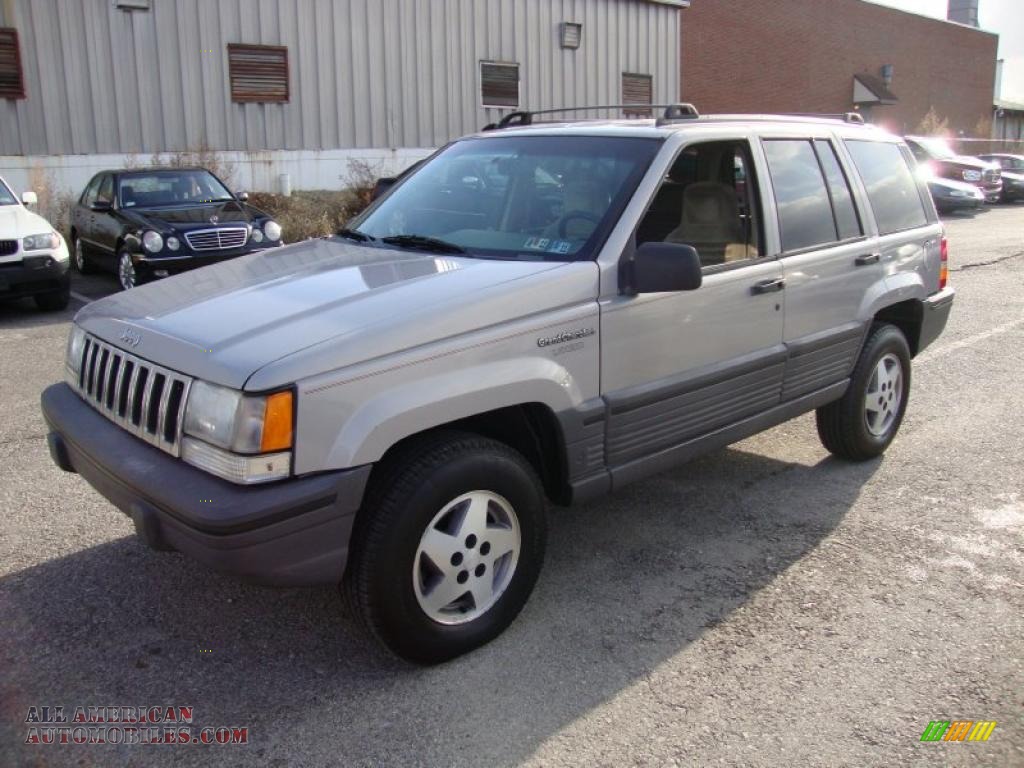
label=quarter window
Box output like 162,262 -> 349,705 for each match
845,140 -> 928,235
814,140 -> 863,241
763,139 -> 837,252
96,175 -> 114,206
81,176 -> 103,207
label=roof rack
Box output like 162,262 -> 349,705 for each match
486,103 -> 700,130
775,112 -> 866,124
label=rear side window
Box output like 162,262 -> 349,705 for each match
763,139 -> 836,252
814,140 -> 862,241
845,140 -> 928,235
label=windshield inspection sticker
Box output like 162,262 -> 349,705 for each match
549,240 -> 572,254
523,237 -> 551,251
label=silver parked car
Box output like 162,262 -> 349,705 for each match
42,106 -> 954,663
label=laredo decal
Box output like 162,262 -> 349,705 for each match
537,328 -> 595,348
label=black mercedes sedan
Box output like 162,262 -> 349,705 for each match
70,167 -> 282,290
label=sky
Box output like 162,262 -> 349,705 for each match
864,0 -> 1024,103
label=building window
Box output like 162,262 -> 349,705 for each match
227,44 -> 289,103
0,28 -> 26,100
622,73 -> 652,117
481,62 -> 520,108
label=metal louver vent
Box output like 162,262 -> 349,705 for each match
228,44 -> 289,103
622,73 -> 653,118
481,62 -> 520,108
0,28 -> 26,100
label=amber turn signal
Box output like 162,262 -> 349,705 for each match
260,390 -> 294,453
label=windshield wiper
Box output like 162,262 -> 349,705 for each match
381,234 -> 465,254
336,228 -> 376,243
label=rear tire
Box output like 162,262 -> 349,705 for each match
816,323 -> 911,461
34,285 -> 70,311
343,431 -> 547,664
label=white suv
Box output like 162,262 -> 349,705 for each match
0,175 -> 71,311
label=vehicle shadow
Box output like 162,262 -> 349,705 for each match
0,444 -> 878,767
0,297 -> 77,329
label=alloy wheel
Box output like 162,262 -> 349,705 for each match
864,352 -> 903,437
412,490 -> 521,625
118,252 -> 136,290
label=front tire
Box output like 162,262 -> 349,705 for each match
816,323 -> 911,461
34,285 -> 70,311
117,249 -> 140,291
344,431 -> 547,664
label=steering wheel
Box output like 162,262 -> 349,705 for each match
558,211 -> 602,239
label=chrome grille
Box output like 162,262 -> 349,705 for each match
983,169 -> 1000,183
73,334 -> 192,456
184,227 -> 248,252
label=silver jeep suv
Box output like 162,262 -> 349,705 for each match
42,106 -> 954,663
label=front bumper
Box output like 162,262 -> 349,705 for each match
0,255 -> 70,299
134,245 -> 276,278
41,382 -> 371,586
918,287 -> 955,355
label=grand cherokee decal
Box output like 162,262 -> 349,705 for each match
537,328 -> 595,348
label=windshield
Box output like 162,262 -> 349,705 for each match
118,170 -> 234,208
912,137 -> 956,160
0,178 -> 17,206
353,136 -> 661,260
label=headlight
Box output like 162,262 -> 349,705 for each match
263,220 -> 282,242
251,229 -> 264,243
142,231 -> 164,253
23,232 -> 60,251
182,380 -> 294,483
166,236 -> 180,251
962,170 -> 982,182
65,325 -> 87,381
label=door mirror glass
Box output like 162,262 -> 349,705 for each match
628,242 -> 703,294
91,200 -> 113,212
235,191 -> 249,202
21,191 -> 37,206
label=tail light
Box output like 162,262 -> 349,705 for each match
939,236 -> 949,290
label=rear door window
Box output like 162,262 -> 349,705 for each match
762,139 -> 837,252
813,140 -> 862,241
845,140 -> 928,235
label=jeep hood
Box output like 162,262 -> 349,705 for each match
75,237 -> 596,389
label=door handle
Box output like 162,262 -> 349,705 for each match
752,278 -> 785,295
855,253 -> 881,266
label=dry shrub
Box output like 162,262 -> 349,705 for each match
145,145 -> 238,189
27,165 -> 75,237
247,190 -> 368,243
916,107 -> 950,136
344,158 -> 381,211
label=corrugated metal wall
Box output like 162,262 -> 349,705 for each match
0,0 -> 680,157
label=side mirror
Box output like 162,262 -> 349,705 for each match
21,191 -> 37,206
91,200 -> 113,212
235,191 -> 249,202
627,242 -> 703,294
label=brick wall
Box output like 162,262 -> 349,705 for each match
681,0 -> 998,136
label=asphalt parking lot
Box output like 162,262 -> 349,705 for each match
1,205 -> 1022,767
